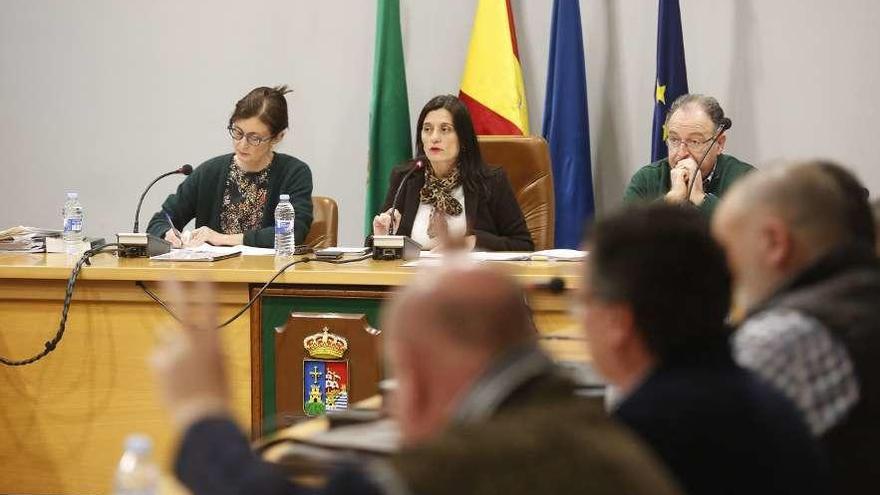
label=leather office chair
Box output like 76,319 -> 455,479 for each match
304,196 -> 339,248
477,136 -> 555,251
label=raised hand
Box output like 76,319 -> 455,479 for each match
151,279 -> 230,430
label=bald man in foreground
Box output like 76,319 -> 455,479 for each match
713,161 -> 880,494
153,266 -> 681,495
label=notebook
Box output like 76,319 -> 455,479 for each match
150,249 -> 242,262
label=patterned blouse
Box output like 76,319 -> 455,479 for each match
220,157 -> 271,234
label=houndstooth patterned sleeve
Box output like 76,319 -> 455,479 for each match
733,309 -> 860,436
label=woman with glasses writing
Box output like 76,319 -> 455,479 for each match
623,94 -> 755,217
147,86 -> 313,248
370,94 -> 533,251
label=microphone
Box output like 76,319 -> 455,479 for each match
117,164 -> 191,258
132,164 -> 193,233
371,157 -> 426,261
528,277 -> 566,294
684,118 -> 732,201
388,156 -> 426,235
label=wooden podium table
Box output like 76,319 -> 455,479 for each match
0,252 -> 582,495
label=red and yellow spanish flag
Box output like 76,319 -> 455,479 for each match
459,0 -> 529,135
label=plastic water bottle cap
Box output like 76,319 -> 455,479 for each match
66,192 -> 78,199
279,194 -> 290,201
123,434 -> 153,454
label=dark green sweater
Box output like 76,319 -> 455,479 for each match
146,153 -> 313,247
623,154 -> 755,217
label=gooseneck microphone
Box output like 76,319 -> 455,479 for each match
684,117 -> 732,202
371,156 -> 426,261
117,164 -> 192,258
388,157 -> 425,235
132,164 -> 193,233
528,277 -> 566,294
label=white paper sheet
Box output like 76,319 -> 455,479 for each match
410,249 -> 587,264
189,244 -> 276,256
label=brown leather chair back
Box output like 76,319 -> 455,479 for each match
304,196 -> 339,248
477,136 -> 555,251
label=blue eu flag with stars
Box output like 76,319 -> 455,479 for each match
542,0 -> 594,248
651,0 -> 688,162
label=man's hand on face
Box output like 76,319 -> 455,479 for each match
665,158 -> 705,205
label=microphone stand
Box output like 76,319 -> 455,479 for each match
372,157 -> 425,261
388,157 -> 425,235
684,120 -> 730,203
133,170 -> 179,233
118,165 -> 191,257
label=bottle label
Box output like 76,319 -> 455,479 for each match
64,218 -> 83,233
275,219 -> 293,235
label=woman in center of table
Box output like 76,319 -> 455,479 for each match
371,94 -> 533,252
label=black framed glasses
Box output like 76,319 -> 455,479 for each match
666,136 -> 714,153
227,125 -> 274,146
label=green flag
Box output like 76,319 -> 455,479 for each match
365,0 -> 412,233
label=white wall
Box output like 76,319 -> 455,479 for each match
3,0 -> 879,245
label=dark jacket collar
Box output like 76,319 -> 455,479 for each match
746,243 -> 879,319
451,344 -> 557,425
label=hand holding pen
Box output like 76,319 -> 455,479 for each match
162,211 -> 191,248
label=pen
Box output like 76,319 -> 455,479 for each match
163,210 -> 183,240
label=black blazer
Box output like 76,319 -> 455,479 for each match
614,349 -> 830,495
377,163 -> 534,251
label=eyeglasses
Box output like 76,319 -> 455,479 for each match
228,125 -> 275,146
666,136 -> 715,152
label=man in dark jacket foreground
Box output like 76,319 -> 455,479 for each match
581,203 -> 829,495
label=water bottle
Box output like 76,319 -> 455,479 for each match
62,192 -> 84,255
112,434 -> 159,495
275,194 -> 296,257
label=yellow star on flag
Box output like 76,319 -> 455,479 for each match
655,80 -> 667,105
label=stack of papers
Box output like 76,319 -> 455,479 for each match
528,249 -> 588,261
404,249 -> 587,266
188,244 -> 276,256
0,226 -> 62,253
150,248 -> 242,262
315,247 -> 371,256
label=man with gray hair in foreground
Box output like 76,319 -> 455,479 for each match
713,160 -> 880,494
153,265 -> 681,495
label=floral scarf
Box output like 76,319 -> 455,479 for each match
220,157 -> 271,234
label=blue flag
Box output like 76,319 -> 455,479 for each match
542,0 -> 594,249
651,0 -> 689,162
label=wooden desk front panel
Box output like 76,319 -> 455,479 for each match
0,254 -> 583,494
0,278 -> 252,495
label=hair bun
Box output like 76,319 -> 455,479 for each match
273,85 -> 292,96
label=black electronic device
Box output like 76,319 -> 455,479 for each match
371,235 -> 421,261
116,232 -> 172,258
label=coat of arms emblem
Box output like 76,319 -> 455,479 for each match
302,327 -> 350,417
